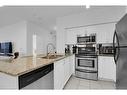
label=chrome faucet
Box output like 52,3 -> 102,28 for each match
46,43 -> 56,56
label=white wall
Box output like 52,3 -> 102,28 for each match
56,6 -> 126,53
0,21 -> 27,55
27,21 -> 55,55
0,20 -> 55,56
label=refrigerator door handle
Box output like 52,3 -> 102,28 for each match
117,32 -> 120,64
113,31 -> 116,63
113,30 -> 120,64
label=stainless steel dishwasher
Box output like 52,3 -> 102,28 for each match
19,63 -> 54,89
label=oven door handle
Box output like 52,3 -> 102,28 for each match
76,57 -> 96,60
76,69 -> 97,73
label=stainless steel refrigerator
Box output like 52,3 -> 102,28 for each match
113,14 -> 127,89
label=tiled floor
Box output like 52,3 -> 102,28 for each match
64,76 -> 116,90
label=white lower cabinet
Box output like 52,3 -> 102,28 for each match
69,55 -> 75,75
64,57 -> 70,86
98,56 -> 116,82
0,72 -> 18,89
54,55 -> 75,89
54,59 -> 65,89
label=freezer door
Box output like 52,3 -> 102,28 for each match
116,47 -> 127,89
116,14 -> 127,46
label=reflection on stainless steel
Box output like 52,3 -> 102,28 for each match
75,34 -> 98,80
114,14 -> 127,89
77,33 -> 96,44
76,44 -> 97,56
75,55 -> 98,80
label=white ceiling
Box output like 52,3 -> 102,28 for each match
0,6 -> 87,31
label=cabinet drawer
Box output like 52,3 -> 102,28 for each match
75,70 -> 98,80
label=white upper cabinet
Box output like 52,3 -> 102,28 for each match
86,23 -> 116,43
65,28 -> 77,44
65,27 -> 86,44
65,23 -> 116,44
86,26 -> 97,35
96,23 -> 116,43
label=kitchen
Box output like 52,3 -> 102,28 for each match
0,6 -> 126,89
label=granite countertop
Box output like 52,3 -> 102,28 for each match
0,53 -> 74,76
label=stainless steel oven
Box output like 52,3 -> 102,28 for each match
76,44 -> 97,55
75,56 -> 98,80
76,56 -> 97,71
75,33 -> 98,80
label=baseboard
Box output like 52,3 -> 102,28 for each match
98,77 -> 116,83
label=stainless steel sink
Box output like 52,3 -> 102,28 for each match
41,55 -> 64,59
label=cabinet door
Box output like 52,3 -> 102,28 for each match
69,55 -> 75,75
64,57 -> 70,85
54,59 -> 64,89
98,56 -> 116,82
96,25 -> 107,43
85,24 -> 106,43
105,23 -> 115,43
86,26 -> 97,35
0,72 -> 18,89
66,27 -> 86,44
66,29 -> 77,44
96,23 -> 116,43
